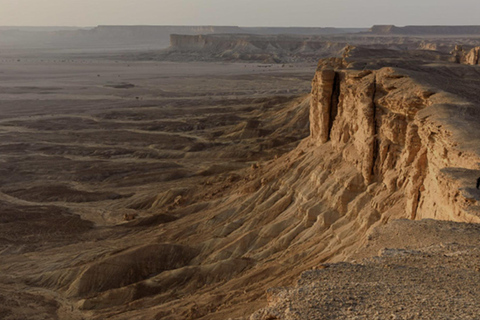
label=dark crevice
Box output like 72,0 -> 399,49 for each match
371,76 -> 379,176
327,72 -> 340,140
371,139 -> 379,177
412,190 -> 422,220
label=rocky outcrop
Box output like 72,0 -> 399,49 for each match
465,47 -> 480,64
452,45 -> 480,65
310,62 -> 480,222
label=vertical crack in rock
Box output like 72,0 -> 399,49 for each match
327,72 -> 340,141
412,190 -> 422,220
407,146 -> 428,220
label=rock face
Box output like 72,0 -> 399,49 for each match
452,45 -> 480,65
310,62 -> 480,222
465,47 -> 480,64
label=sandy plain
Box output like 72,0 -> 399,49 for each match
0,51 -> 314,319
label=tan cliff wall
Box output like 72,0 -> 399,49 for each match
310,64 -> 480,223
464,47 -> 480,64
451,45 -> 480,65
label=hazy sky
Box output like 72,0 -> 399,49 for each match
1,0 -> 480,27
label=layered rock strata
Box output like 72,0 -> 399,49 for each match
310,62 -> 480,222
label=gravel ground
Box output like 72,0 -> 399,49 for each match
251,219 -> 480,320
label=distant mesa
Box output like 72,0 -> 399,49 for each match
0,25 -> 367,51
163,33 -> 351,63
158,32 -> 480,63
369,25 -> 480,35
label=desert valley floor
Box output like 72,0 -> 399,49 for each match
0,55 -> 315,319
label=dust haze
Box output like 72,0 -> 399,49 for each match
2,0 -> 480,26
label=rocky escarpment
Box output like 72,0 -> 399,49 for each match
142,55 -> 480,318
155,34 -> 480,63
311,62 -> 480,222
250,54 -> 480,319
166,34 -> 348,63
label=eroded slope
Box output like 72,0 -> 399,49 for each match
69,53 -> 480,319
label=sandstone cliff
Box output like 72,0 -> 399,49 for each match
452,45 -> 480,65
310,62 -> 480,222
251,51 -> 480,319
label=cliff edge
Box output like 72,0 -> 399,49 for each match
251,49 -> 480,319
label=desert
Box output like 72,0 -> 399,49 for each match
2,21 -> 480,320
